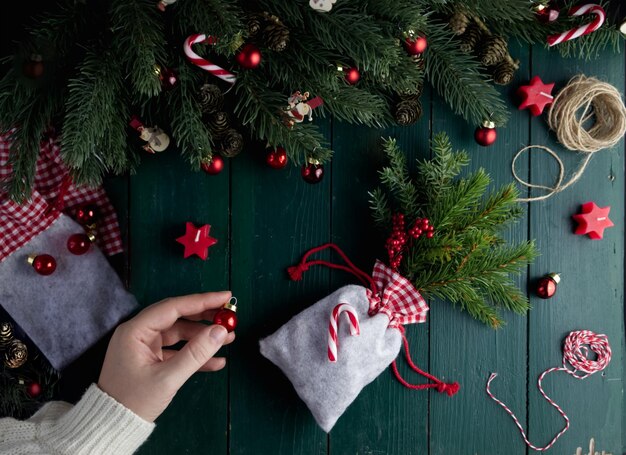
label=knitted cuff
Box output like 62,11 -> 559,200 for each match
38,384 -> 154,455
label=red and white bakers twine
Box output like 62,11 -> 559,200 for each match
184,34 -> 237,84
486,330 -> 612,452
547,4 -> 605,47
328,303 -> 360,362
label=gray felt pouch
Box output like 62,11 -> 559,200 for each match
260,244 -> 458,432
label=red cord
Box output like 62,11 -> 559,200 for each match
45,174 -> 72,216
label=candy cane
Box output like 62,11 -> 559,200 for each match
547,4 -> 605,47
328,303 -> 360,362
184,34 -> 237,84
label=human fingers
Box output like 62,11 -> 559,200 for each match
161,351 -> 227,372
162,322 -> 236,347
181,309 -> 219,322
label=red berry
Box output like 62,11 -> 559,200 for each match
428,225 -> 434,231
426,231 -> 434,239
422,218 -> 429,225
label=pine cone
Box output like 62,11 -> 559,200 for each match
206,111 -> 230,139
449,10 -> 469,35
492,60 -> 516,85
247,14 -> 263,38
198,84 -> 224,114
264,22 -> 290,52
459,22 -> 483,54
4,339 -> 27,369
479,35 -> 508,66
0,322 -> 13,350
220,128 -> 244,157
411,53 -> 425,69
395,95 -> 422,126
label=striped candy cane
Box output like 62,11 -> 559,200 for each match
184,34 -> 237,84
328,303 -> 360,362
547,4 -> 605,47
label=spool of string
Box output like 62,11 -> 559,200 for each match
512,75 -> 626,202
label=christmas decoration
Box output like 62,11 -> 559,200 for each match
344,67 -> 360,85
487,330 -> 611,451
517,76 -> 555,116
263,14 -> 290,52
157,0 -> 177,11
534,3 -> 560,23
301,158 -> 324,184
220,129 -> 244,158
572,202 -> 614,240
236,44 -> 262,69
27,254 -> 57,276
0,323 -> 13,350
547,4 -> 606,47
327,303 -> 360,362
474,120 -> 497,146
176,222 -> 218,260
404,34 -> 428,55
22,54 -> 44,79
75,205 -> 98,226
574,438 -> 612,455
67,233 -> 94,255
395,94 -> 423,126
206,111 -> 230,139
25,381 -> 43,399
212,297 -> 238,332
448,10 -> 470,35
4,340 -> 28,369
284,91 -> 324,126
492,60 -> 517,85
201,155 -> 224,175
370,134 -> 537,327
184,34 -> 236,84
310,0 -> 336,12
266,147 -> 288,169
129,116 -> 170,153
198,84 -> 224,114
536,273 -> 560,299
155,65 -> 178,90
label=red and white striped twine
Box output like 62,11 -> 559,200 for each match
486,330 -> 611,452
328,303 -> 360,362
183,34 -> 237,84
547,4 -> 605,47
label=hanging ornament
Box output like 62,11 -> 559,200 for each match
536,273 -> 560,299
156,0 -> 176,11
395,94 -> 423,126
474,120 -> 497,146
26,381 -> 43,398
201,155 -> 225,175
154,65 -> 178,90
341,66 -> 360,85
517,76 -> 555,116
301,158 -> 324,184
27,254 -> 57,276
283,91 -> 324,127
572,202 -> 614,240
213,297 -> 238,332
404,33 -> 428,55
4,339 -> 28,369
184,34 -> 237,84
129,116 -> 170,153
206,111 -> 230,139
198,84 -> 224,114
534,2 -> 560,23
547,4 -> 605,47
220,129 -> 244,158
0,322 -> 14,350
22,54 -> 44,79
266,147 -> 288,169
236,43 -> 262,69
176,222 -> 218,260
75,205 -> 98,226
309,0 -> 336,12
263,15 -> 290,52
67,233 -> 94,255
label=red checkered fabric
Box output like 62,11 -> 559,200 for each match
367,260 -> 429,328
0,131 -> 123,262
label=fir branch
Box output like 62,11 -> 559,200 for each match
379,138 -> 419,215
28,0 -> 90,58
418,132 -> 470,199
369,187 -> 392,228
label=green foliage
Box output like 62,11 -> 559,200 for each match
371,133 -> 537,328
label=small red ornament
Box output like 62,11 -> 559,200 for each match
474,120 -> 497,146
27,254 -> 57,276
301,158 -> 324,184
156,65 -> 178,90
404,35 -> 428,55
75,205 -> 98,226
534,3 -> 560,23
236,44 -> 262,69
266,147 -> 288,169
201,155 -> 224,175
26,381 -> 43,398
517,76 -> 555,116
345,67 -> 360,85
176,222 -> 218,260
536,273 -> 560,299
22,55 -> 44,79
67,233 -> 94,255
213,297 -> 238,332
572,201 -> 614,240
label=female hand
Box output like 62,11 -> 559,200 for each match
98,291 -> 235,422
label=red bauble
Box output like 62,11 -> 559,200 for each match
266,147 -> 288,169
236,44 -> 262,69
345,67 -> 360,85
301,160 -> 324,184
23,55 -> 44,79
474,121 -> 497,146
536,273 -> 560,299
535,3 -> 560,23
26,382 -> 42,398
201,155 -> 224,175
158,66 -> 178,90
75,205 -> 98,225
28,254 -> 57,276
67,233 -> 93,255
404,36 -> 428,55
213,298 -> 238,332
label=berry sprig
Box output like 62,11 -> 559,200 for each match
408,217 -> 435,239
386,214 -> 436,270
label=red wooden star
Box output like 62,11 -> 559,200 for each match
517,76 -> 555,116
572,202 -> 614,240
176,222 -> 218,259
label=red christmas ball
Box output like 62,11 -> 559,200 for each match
345,67 -> 360,85
201,155 -> 224,175
26,382 -> 42,398
536,273 -> 560,299
266,147 -> 288,169
213,300 -> 238,332
236,44 -> 262,69
28,254 -> 57,276
158,66 -> 178,90
474,121 -> 497,146
301,160 -> 324,184
67,233 -> 92,255
535,3 -> 560,23
404,36 -> 428,55
75,205 -> 98,225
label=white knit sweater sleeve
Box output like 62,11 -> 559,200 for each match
0,384 -> 155,455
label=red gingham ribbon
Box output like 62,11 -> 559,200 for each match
547,4 -> 605,47
184,34 -> 237,84
0,131 -> 123,262
327,303 -> 360,362
486,330 -> 612,451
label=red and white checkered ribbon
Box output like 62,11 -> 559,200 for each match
486,330 -> 612,452
547,4 -> 605,47
327,303 -> 360,362
184,34 -> 237,84
0,131 -> 123,262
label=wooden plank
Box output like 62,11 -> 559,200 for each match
228,123 -> 331,455
130,151 -> 229,454
428,42 -> 531,454
329,86 -> 432,454
527,47 -> 625,454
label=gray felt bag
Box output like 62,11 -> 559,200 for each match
259,244 -> 459,432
